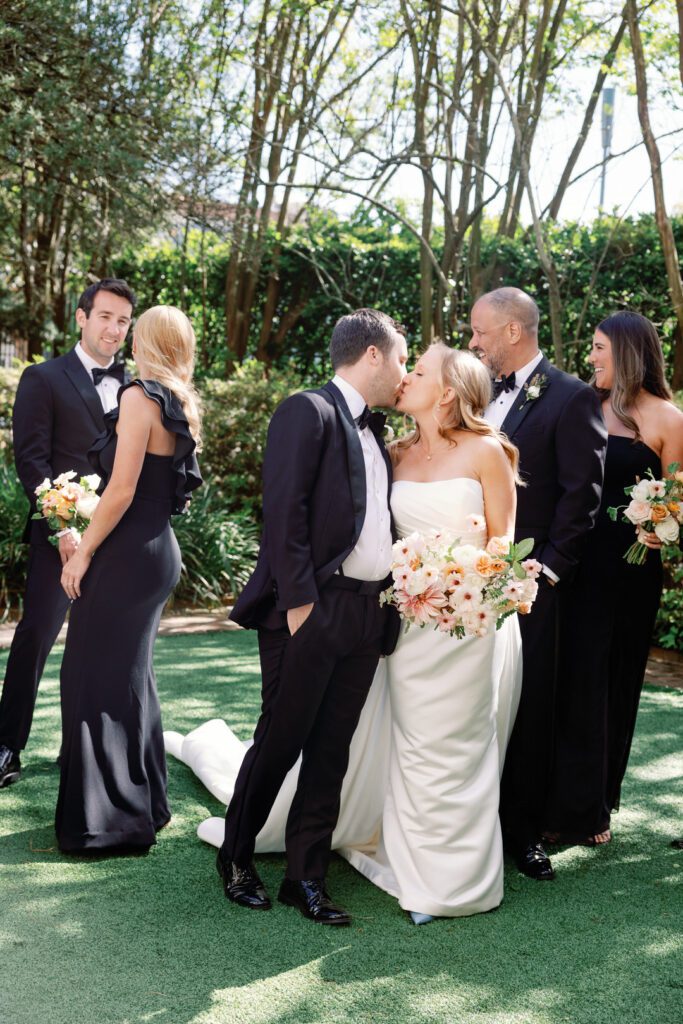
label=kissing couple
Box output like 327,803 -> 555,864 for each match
167,304 -> 526,926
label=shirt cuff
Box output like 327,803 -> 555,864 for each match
542,564 -> 559,583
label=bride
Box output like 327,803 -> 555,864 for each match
165,343 -> 522,922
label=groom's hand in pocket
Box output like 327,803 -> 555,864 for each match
287,603 -> 314,636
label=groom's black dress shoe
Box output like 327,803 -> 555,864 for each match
514,842 -> 555,881
0,746 -> 21,788
278,878 -> 351,926
216,854 -> 271,910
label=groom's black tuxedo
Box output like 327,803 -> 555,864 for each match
0,350 -> 128,752
498,355 -> 607,847
226,381 -> 399,880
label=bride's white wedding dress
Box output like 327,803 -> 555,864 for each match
164,478 -> 522,917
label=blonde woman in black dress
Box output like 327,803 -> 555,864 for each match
57,306 -> 201,853
545,311 -> 683,847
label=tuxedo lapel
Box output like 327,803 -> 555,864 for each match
63,349 -> 106,433
323,381 -> 367,545
500,355 -> 554,441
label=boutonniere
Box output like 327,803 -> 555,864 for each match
519,372 -> 548,409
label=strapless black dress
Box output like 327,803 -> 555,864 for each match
546,436 -> 663,837
55,381 -> 201,852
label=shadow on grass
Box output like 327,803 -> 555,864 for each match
0,634 -> 681,1024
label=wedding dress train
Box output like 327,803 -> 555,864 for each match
165,478 -> 522,916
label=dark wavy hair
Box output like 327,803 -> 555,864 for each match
594,311 -> 672,439
329,308 -> 406,369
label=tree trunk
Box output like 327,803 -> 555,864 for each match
628,0 -> 683,388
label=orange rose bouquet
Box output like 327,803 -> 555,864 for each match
380,523 -> 540,639
32,471 -> 101,546
608,463 -> 683,565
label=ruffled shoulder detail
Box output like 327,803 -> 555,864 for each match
88,379 -> 202,514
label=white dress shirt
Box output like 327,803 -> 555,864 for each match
332,375 -> 393,581
484,351 -> 544,430
74,343 -> 121,414
483,352 -> 558,583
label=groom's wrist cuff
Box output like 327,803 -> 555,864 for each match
542,564 -> 559,584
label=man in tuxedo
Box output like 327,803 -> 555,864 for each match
219,308 -> 407,925
0,279 -> 135,789
470,287 -> 607,881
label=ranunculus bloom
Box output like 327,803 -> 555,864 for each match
654,517 -> 680,544
474,553 -> 496,577
486,536 -> 510,557
488,558 -> 508,574
624,499 -> 651,525
75,493 -> 99,519
517,601 -> 532,615
650,504 -> 668,522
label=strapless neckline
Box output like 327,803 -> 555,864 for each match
393,477 -> 482,489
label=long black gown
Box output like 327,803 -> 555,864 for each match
55,380 -> 201,853
546,436 -> 663,838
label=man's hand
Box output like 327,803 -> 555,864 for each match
287,603 -> 314,636
58,532 -> 79,567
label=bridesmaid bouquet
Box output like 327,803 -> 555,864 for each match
380,519 -> 540,639
32,471 -> 101,545
608,463 -> 683,564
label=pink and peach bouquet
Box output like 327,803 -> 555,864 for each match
380,523 -> 540,639
32,471 -> 101,546
608,462 -> 683,565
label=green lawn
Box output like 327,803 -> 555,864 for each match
0,633 -> 681,1024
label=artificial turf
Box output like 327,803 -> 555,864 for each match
0,632 -> 681,1024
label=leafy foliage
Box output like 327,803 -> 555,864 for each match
172,486 -> 260,608
0,462 -> 29,619
653,553 -> 683,652
198,360 -> 304,518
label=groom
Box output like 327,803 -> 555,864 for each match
470,287 -> 607,881
219,308 -> 407,925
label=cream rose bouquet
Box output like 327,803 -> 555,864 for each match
380,520 -> 540,639
608,463 -> 683,565
32,471 -> 101,545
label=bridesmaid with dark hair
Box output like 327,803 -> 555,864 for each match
545,311 -> 683,846
56,305 -> 202,854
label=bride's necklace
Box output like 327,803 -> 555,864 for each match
419,438 -> 451,461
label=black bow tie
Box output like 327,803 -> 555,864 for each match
492,372 -> 516,398
355,405 -> 387,437
92,363 -> 125,387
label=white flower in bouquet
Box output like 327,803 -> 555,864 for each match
452,585 -> 483,614
75,492 -> 100,520
520,577 -> 539,602
53,470 -> 77,487
486,536 -> 511,557
405,567 -> 431,596
462,607 -> 493,637
624,499 -> 652,525
648,480 -> 666,497
34,478 -> 52,496
393,532 -> 425,563
521,558 -> 543,578
465,513 -> 486,533
452,544 -> 479,569
81,474 -> 101,492
631,479 -> 652,501
654,516 -> 680,544
503,581 -> 526,602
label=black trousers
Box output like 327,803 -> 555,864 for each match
223,583 -> 387,880
500,575 -> 559,847
0,538 -> 69,751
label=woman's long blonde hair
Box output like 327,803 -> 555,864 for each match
396,342 -> 522,482
133,305 -> 202,448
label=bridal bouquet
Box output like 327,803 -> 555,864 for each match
32,471 -> 101,545
380,518 -> 540,639
608,463 -> 683,564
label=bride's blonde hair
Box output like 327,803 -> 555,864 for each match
133,305 -> 202,448
396,342 -> 522,482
